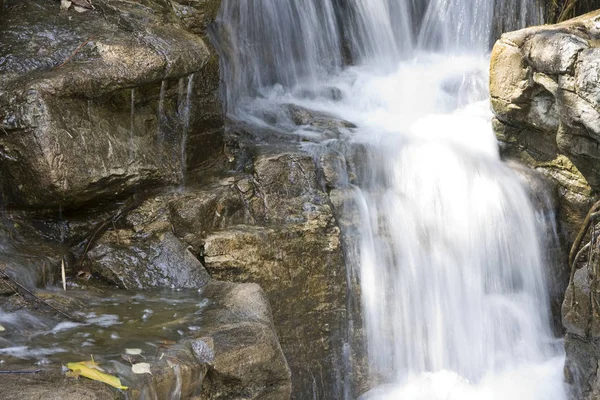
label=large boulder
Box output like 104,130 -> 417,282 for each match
87,231 -> 211,289
490,11 -> 600,241
0,0 -> 223,210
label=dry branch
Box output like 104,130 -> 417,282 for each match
55,35 -> 96,70
0,270 -> 76,321
568,201 -> 600,306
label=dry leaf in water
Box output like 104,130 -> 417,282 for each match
132,363 -> 152,375
125,348 -> 142,355
67,361 -> 128,390
78,358 -> 105,372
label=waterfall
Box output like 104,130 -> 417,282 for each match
418,0 -> 542,51
342,0 -> 415,65
179,73 -> 194,188
213,0 -> 565,399
215,0 -> 343,110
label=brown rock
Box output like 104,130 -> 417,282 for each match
0,0 -> 223,210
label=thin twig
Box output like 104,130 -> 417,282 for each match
0,270 -> 75,321
41,261 -> 46,287
573,243 -> 591,273
55,35 -> 97,70
61,258 -> 67,291
569,201 -> 600,268
112,221 -> 121,245
76,194 -> 140,272
569,200 -> 600,307
558,0 -> 578,22
0,370 -> 42,375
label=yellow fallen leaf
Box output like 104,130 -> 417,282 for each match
78,359 -> 105,372
67,362 -> 128,390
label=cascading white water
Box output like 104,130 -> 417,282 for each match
216,0 -> 343,109
342,0 -> 416,65
418,0 -> 542,51
214,0 -> 565,398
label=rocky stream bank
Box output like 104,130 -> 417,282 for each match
0,0 -> 358,398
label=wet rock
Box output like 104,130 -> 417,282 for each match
285,104 -> 356,129
284,103 -> 356,141
564,333 -> 600,400
84,145 -> 349,398
563,263 -> 600,399
193,282 -> 292,399
87,231 -> 210,290
200,149 -> 349,399
0,0 -> 223,209
0,218 -> 72,290
562,225 -> 600,399
84,179 -> 250,289
563,267 -> 597,338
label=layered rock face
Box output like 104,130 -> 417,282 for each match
490,11 -> 600,400
84,140 -> 350,399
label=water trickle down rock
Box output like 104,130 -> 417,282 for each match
0,0 -> 223,210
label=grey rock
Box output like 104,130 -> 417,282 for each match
194,281 -> 292,400
87,231 -> 210,290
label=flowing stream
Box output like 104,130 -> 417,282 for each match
215,0 -> 566,399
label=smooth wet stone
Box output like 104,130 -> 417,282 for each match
87,231 -> 210,290
0,0 -> 223,210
